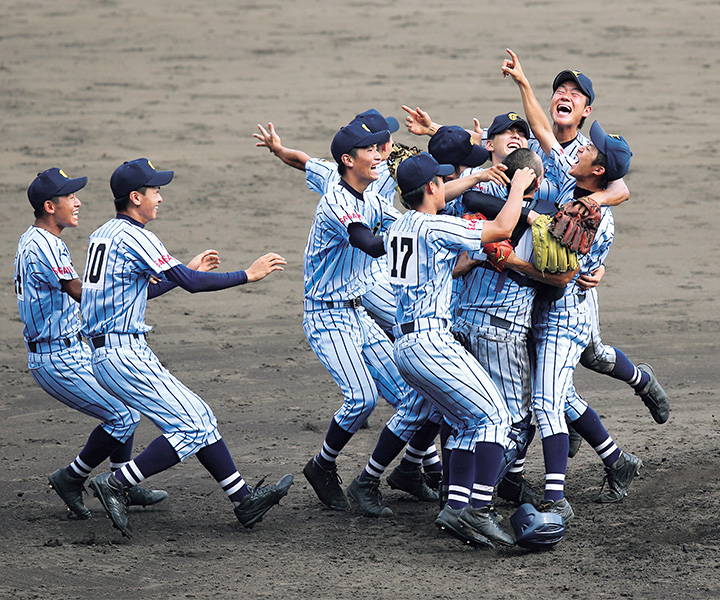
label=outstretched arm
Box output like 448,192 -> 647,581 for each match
401,105 -> 442,137
481,167 -> 536,244
589,178 -> 630,207
501,48 -> 557,156
505,252 -> 578,286
254,122 -> 310,171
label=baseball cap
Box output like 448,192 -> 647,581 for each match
396,152 -> 454,195
353,109 -> 400,134
552,70 -> 595,105
428,126 -> 489,168
110,158 -> 174,200
487,112 -> 531,140
27,168 -> 88,210
330,121 -> 390,163
589,120 -> 632,180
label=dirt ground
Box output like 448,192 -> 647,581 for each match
1,1 -> 719,599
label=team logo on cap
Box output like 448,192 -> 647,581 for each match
361,124 -> 371,133
59,169 -> 69,179
148,160 -> 157,170
609,134 -> 621,139
571,70 -> 582,76
508,113 -> 520,121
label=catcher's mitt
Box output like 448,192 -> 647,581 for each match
387,142 -> 423,180
549,197 -> 601,254
532,215 -> 578,273
461,211 -> 487,222
483,239 -> 513,272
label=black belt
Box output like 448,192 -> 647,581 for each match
400,322 -> 415,335
90,333 -> 143,349
325,297 -> 361,309
27,333 -> 81,353
489,315 -> 511,330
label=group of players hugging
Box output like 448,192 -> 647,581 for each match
16,49 -> 668,549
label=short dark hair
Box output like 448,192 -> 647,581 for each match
503,148 -> 543,196
33,196 -> 58,219
114,185 -> 148,212
400,176 -> 438,210
337,147 -> 360,177
592,148 -> 608,189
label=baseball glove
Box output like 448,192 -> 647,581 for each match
461,211 -> 488,222
532,215 -> 579,273
483,239 -> 513,271
549,197 -> 601,255
387,142 -> 423,180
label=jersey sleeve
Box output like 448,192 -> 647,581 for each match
32,236 -> 78,289
122,227 -> 181,276
305,158 -> 340,195
432,214 -> 485,254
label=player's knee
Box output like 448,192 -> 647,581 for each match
580,345 -> 614,373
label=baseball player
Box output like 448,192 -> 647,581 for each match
388,152 -> 535,548
15,167 -> 176,520
255,112 -> 443,483
80,158 -> 293,537
301,122 -> 443,517
503,51 -> 644,515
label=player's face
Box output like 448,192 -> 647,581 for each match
378,134 -> 394,160
134,186 -> 163,224
53,193 -> 81,229
569,143 -> 599,178
550,82 -> 592,129
351,145 -> 382,185
486,126 -> 529,161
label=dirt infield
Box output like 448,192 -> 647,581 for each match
1,1 -> 719,599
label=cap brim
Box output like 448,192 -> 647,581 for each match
56,176 -> 88,196
358,129 -> 390,149
384,116 -> 400,133
589,120 -> 607,154
436,164 -> 455,177
144,170 -> 174,188
464,144 -> 490,168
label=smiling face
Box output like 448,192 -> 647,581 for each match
344,144 -> 382,186
550,80 -> 592,130
486,125 -> 529,163
49,192 -> 81,229
568,143 -> 602,179
131,186 -> 163,224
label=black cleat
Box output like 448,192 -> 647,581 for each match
497,472 -> 543,508
568,424 -> 583,458
459,505 -> 515,547
387,466 -> 438,502
127,485 -> 168,507
303,458 -> 350,511
234,474 -> 293,529
435,505 -> 493,548
347,477 -> 393,517
88,472 -> 132,537
48,468 -> 91,520
595,452 -> 643,504
636,363 -> 670,424
538,497 -> 575,522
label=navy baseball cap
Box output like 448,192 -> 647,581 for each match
553,70 -> 595,105
428,126 -> 489,168
397,152 -> 454,195
487,112 -> 531,139
330,121 -> 390,163
110,158 -> 174,200
353,109 -> 400,134
589,121 -> 632,180
28,168 -> 88,210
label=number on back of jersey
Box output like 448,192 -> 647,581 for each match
387,231 -> 418,286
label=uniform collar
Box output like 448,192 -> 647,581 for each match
116,213 -> 145,228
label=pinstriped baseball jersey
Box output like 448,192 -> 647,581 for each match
305,158 -> 395,205
529,133 -> 589,204
15,226 -> 81,342
303,182 -> 399,305
386,211 -> 486,323
80,217 -> 181,338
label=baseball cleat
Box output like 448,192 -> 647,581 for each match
386,465 -> 439,502
48,468 -> 91,520
423,470 -> 442,491
636,363 -> 670,424
127,485 -> 169,508
88,472 -> 132,537
594,452 -> 643,504
435,505 -> 493,549
347,477 -> 393,517
459,505 -> 515,547
497,472 -> 544,508
303,458 -> 350,511
538,497 -> 575,523
234,474 -> 294,529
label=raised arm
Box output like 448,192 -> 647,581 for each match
481,167 -> 536,244
501,48 -> 557,156
254,122 -> 311,171
401,105 -> 442,137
